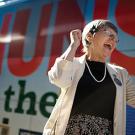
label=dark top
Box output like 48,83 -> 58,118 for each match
64,60 -> 116,135
70,60 -> 116,119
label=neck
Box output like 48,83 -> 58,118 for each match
87,51 -> 106,63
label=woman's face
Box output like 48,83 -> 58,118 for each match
89,27 -> 118,61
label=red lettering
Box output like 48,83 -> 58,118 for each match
48,0 -> 84,71
111,50 -> 135,75
115,0 -> 135,36
93,0 -> 109,19
0,14 -> 12,74
8,5 -> 52,76
112,0 -> 135,75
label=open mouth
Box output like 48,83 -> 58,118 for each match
104,43 -> 112,50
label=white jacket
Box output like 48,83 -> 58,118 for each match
43,54 -> 135,135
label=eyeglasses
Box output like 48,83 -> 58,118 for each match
99,30 -> 119,44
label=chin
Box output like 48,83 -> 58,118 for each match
103,54 -> 110,58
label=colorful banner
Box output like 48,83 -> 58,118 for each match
0,0 -> 135,134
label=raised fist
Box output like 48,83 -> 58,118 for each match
70,29 -> 82,49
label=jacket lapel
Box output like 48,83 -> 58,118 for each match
106,63 -> 124,135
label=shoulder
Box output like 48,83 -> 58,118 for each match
107,63 -> 125,70
107,63 -> 128,75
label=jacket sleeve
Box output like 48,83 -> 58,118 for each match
48,58 -> 75,89
125,69 -> 135,107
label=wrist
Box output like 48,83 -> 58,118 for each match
70,42 -> 79,50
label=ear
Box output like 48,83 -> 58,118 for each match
85,32 -> 93,43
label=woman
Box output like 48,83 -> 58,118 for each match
43,19 -> 135,135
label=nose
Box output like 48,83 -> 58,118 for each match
109,34 -> 119,44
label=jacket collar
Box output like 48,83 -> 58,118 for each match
78,54 -> 123,87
